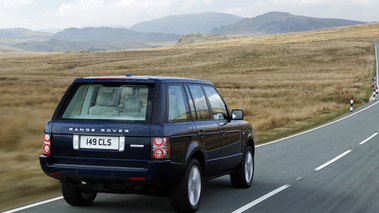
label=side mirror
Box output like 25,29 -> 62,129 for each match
231,109 -> 244,120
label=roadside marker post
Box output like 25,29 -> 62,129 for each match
373,89 -> 376,101
350,96 -> 353,112
375,44 -> 379,90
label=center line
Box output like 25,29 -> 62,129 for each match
314,150 -> 352,171
231,185 -> 290,213
359,133 -> 378,145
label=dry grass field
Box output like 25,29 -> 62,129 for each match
1,23 -> 379,209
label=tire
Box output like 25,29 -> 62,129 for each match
169,159 -> 203,212
61,181 -> 97,206
230,146 -> 254,188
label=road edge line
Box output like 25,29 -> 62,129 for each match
2,196 -> 63,213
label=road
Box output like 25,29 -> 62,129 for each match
3,100 -> 379,213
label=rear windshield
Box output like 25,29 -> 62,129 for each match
57,83 -> 153,122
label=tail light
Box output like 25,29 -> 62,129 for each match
43,133 -> 51,155
151,137 -> 170,159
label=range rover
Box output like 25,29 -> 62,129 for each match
40,75 -> 255,212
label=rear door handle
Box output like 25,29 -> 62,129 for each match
198,130 -> 205,137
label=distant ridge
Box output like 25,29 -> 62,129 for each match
52,27 -> 181,42
212,12 -> 366,36
130,12 -> 244,34
13,39 -> 156,52
0,28 -> 52,39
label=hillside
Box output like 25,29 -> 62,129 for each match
130,12 -> 243,34
176,33 -> 233,45
212,12 -> 366,36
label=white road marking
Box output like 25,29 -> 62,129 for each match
257,101 -> 379,148
231,185 -> 290,213
314,150 -> 352,171
314,132 -> 377,171
359,133 -> 378,145
2,196 -> 63,213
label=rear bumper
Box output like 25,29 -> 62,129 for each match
39,155 -> 187,184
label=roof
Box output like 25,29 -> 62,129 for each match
73,75 -> 213,85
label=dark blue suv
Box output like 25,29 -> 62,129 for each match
40,75 -> 255,212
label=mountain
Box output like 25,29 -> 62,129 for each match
130,12 -> 244,34
0,28 -> 52,39
211,12 -> 367,36
52,27 -> 181,42
0,12 -> 369,52
0,27 -> 180,52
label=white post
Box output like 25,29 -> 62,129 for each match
350,96 -> 353,112
375,44 -> 379,90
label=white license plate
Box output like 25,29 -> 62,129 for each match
80,135 -> 119,150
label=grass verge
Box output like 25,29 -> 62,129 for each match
0,169 -> 61,210
255,106 -> 353,144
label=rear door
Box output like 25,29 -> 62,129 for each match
186,85 -> 221,177
155,84 -> 196,163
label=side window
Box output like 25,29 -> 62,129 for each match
184,86 -> 197,120
204,86 -> 228,120
168,85 -> 190,122
188,85 -> 211,120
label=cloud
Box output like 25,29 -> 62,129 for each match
0,0 -> 34,7
268,0 -> 375,6
0,0 -> 38,29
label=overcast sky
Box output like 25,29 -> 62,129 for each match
1,0 -> 378,31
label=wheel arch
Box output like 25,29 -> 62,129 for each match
244,129 -> 255,156
247,138 -> 255,156
185,140 -> 205,173
190,150 -> 205,174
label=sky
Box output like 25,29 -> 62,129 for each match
1,0 -> 378,31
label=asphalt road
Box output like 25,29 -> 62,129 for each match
4,99 -> 379,213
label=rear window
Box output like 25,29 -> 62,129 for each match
57,83 -> 152,122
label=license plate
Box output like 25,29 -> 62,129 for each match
80,135 -> 119,150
